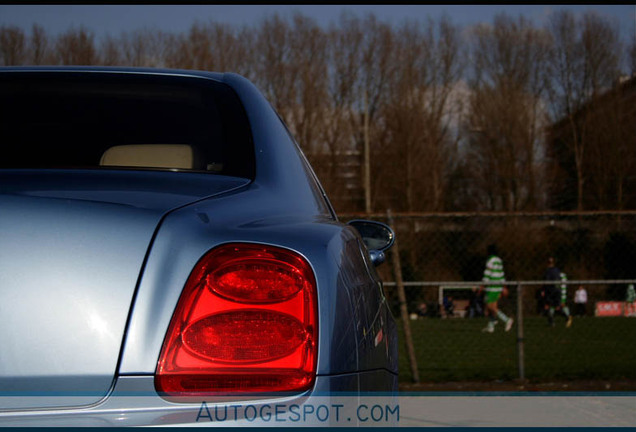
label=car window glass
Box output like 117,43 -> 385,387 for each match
0,73 -> 255,179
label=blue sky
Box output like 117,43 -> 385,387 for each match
0,5 -> 634,41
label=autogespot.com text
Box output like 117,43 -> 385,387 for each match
195,397 -> 399,426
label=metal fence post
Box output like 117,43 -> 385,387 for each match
516,283 -> 525,381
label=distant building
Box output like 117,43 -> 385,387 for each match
546,75 -> 636,211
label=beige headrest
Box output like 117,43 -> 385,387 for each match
100,144 -> 194,169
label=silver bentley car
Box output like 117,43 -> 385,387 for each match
0,67 -> 398,426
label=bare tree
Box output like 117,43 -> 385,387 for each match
250,14 -> 297,124
159,32 -> 184,69
30,24 -> 49,65
250,13 -> 328,156
286,13 -> 329,155
317,12 -> 364,211
178,22 -> 214,70
115,28 -> 169,67
100,35 -> 122,66
0,26 -> 26,65
380,16 -> 463,212
545,10 -> 621,211
165,22 -> 251,73
355,14 -> 395,213
464,14 -> 550,212
55,26 -> 97,65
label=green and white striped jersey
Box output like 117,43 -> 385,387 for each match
560,272 -> 568,303
482,255 -> 505,292
627,284 -> 635,303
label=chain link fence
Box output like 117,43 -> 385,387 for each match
341,212 -> 636,388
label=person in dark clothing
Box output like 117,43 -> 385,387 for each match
542,256 -> 572,327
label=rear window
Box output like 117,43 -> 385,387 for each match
0,71 -> 255,179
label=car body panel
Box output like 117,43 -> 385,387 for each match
0,191 -> 155,409
0,170 -> 249,409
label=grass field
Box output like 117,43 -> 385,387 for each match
398,316 -> 636,384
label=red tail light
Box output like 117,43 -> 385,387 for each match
155,243 -> 318,397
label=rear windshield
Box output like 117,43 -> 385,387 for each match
0,71 -> 255,179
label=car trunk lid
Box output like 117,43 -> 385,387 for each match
0,170 -> 249,410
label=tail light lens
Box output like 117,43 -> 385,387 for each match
155,243 -> 318,398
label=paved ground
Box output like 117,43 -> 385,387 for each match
398,380 -> 636,427
397,394 -> 636,427
400,379 -> 636,393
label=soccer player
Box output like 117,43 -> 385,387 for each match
480,244 -> 513,333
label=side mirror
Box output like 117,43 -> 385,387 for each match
347,220 -> 395,266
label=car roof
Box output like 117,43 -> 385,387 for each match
0,65 -> 226,82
